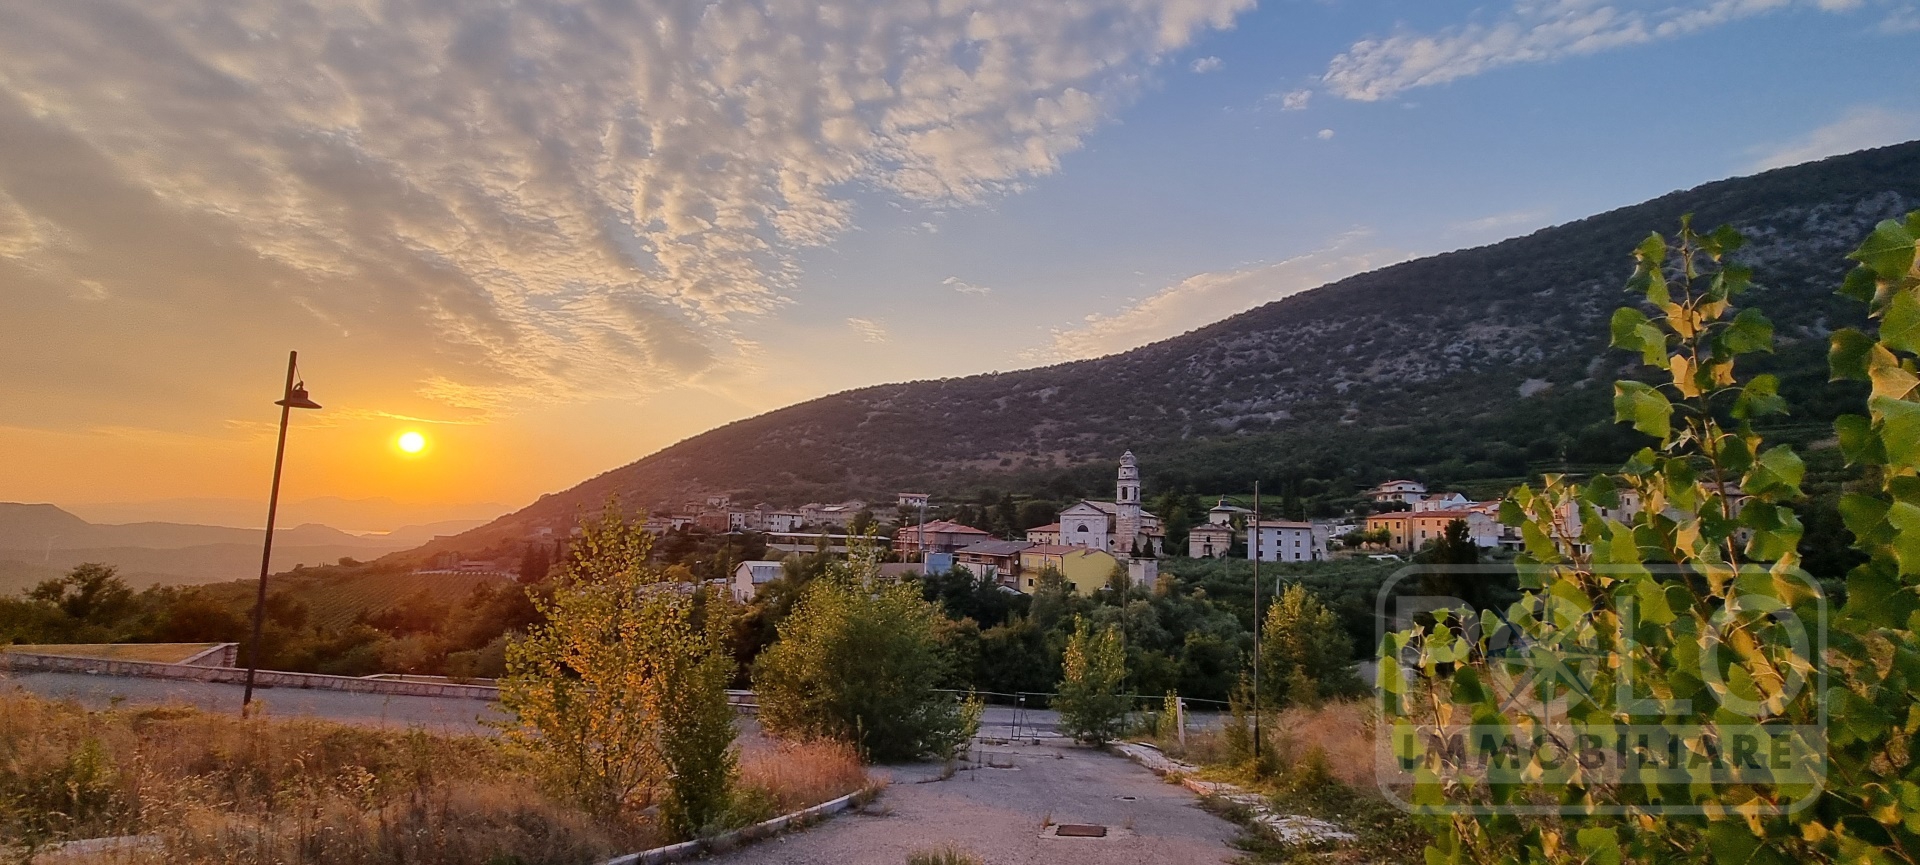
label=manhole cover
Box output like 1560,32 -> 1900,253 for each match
1056,824 -> 1108,838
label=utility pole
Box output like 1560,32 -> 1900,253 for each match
1251,480 -> 1261,764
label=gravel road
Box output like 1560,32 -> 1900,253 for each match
703,742 -> 1241,865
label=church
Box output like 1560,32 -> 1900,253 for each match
1038,451 -> 1165,556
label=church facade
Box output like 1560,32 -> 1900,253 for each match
1053,451 -> 1164,556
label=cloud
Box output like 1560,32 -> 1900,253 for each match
846,317 -> 890,343
1880,7 -> 1920,32
1191,56 -> 1225,73
1317,128 -> 1336,140
1747,107 -> 1920,171
0,0 -> 1254,425
1451,208 -> 1552,234
1321,0 -> 1857,102
943,276 -> 994,295
1279,89 -> 1313,111
1031,230 -> 1409,361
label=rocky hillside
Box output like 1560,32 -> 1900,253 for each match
406,141 -> 1920,558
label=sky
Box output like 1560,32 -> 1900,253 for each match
2,0 -> 1918,529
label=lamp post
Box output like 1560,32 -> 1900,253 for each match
242,350 -> 321,714
1244,481 -> 1259,767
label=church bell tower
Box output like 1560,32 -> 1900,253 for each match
1116,451 -> 1141,554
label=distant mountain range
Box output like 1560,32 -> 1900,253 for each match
0,502 -> 486,593
395,141 -> 1920,561
62,496 -> 507,534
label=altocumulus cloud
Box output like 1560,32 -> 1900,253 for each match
1319,0 -> 1875,103
0,0 -> 1250,418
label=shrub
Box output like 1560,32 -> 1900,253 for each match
500,507 -> 736,838
753,548 -> 975,762
1055,616 -> 1129,745
1257,583 -> 1361,708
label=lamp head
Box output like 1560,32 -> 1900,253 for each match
277,381 -> 322,410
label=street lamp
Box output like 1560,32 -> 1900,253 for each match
242,351 -> 321,714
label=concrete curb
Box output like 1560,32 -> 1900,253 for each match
1108,741 -> 1356,846
600,785 -> 879,865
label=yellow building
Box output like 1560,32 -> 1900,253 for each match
1017,544 -> 1123,596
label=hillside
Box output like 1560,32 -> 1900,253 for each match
0,504 -> 475,591
404,141 -> 1920,558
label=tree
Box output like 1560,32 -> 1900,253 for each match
517,544 -> 551,584
1056,616 -> 1129,745
1383,216 -> 1920,862
1257,584 -> 1360,708
29,564 -> 133,626
753,549 -> 979,761
1413,517 -> 1482,603
499,508 -> 736,838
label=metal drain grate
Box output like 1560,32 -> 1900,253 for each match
1055,824 -> 1108,838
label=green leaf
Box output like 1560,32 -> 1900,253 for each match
1839,492 -> 1891,541
1705,821 -> 1762,864
1838,264 -> 1879,304
1851,217 -> 1919,281
1885,290 -> 1920,354
1576,827 -> 1623,865
1887,500 -> 1920,576
1744,445 -> 1805,499
1731,374 -> 1787,419
1831,328 -> 1875,381
1874,396 -> 1920,470
1835,414 -> 1886,466
1614,381 -> 1672,439
1739,501 -> 1803,562
1723,307 -> 1774,355
1636,232 -> 1668,266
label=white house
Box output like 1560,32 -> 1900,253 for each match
1411,492 -> 1470,512
731,560 -> 787,602
1188,522 -> 1234,558
1367,480 -> 1429,504
1207,498 -> 1252,526
1248,519 -> 1316,563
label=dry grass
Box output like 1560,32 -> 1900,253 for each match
735,738 -> 869,815
1157,700 -> 1376,790
0,644 -> 217,664
0,690 -> 869,864
1266,700 -> 1375,790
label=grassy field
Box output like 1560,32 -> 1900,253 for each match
0,643 -> 220,663
0,690 -> 868,864
195,569 -> 511,630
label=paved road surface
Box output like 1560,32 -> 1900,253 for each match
2,671 -> 507,733
706,742 -> 1240,865
2,672 -> 1225,743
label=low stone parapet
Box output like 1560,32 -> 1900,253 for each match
0,651 -> 500,700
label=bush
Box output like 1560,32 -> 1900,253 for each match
500,507 -> 736,838
1055,616 -> 1129,745
1257,584 -> 1362,708
753,549 -> 977,762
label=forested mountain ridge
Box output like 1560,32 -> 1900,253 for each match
408,141 -> 1920,558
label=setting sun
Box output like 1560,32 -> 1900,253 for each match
397,431 -> 426,454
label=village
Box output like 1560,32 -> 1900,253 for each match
464,451 -> 1636,606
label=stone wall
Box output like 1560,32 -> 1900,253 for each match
0,651 -> 500,700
